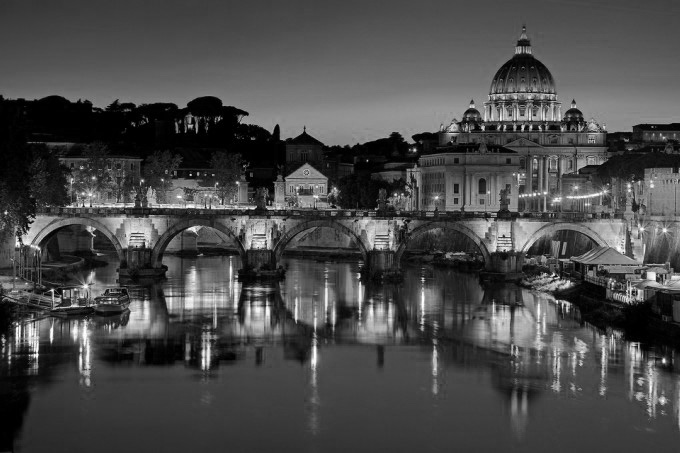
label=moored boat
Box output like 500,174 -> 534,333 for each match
50,285 -> 94,317
93,287 -> 131,315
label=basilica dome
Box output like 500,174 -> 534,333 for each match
462,100 -> 482,122
563,99 -> 584,121
488,26 -> 556,96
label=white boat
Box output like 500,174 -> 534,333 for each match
93,287 -> 131,315
50,286 -> 94,317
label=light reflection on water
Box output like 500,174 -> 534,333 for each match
2,255 -> 680,451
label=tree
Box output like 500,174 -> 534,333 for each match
143,150 -> 183,204
70,142 -> 114,206
0,100 -> 36,238
28,144 -> 70,209
336,174 -> 391,209
199,152 -> 243,204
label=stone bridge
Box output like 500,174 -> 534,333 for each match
22,207 -> 639,279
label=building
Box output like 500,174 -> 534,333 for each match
58,151 -> 142,205
633,124 -> 680,143
641,167 -> 680,216
413,143 -> 521,212
284,163 -> 328,208
434,26 -> 609,212
285,127 -> 325,175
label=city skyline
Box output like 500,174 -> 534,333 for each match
1,0 -> 679,145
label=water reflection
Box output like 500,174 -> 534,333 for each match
2,256 -> 680,451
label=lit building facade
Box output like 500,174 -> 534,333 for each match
641,167 -> 680,216
284,163 -> 328,208
412,143 -> 520,212
633,124 -> 680,143
432,26 -> 609,212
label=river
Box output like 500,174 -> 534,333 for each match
1,254 -> 679,452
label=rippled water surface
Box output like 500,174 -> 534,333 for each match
2,255 -> 680,452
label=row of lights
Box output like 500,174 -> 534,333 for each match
566,190 -> 608,200
519,192 -> 548,198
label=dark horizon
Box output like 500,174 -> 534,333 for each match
1,0 -> 678,145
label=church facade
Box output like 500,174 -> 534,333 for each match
415,26 -> 609,212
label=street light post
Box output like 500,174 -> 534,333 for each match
70,178 -> 74,206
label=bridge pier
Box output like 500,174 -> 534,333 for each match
246,249 -> 276,270
367,250 -> 401,281
119,247 -> 166,282
480,251 -> 525,282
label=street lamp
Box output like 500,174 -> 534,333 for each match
88,192 -> 93,208
81,192 -> 86,207
70,177 -> 74,206
160,178 -> 165,205
434,195 -> 439,211
176,194 -> 184,208
91,176 -> 96,206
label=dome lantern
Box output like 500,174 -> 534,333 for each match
515,25 -> 532,55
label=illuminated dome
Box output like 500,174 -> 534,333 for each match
483,26 -> 561,124
462,100 -> 482,122
489,26 -> 556,96
563,99 -> 584,121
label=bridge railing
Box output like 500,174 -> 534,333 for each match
37,206 -> 630,222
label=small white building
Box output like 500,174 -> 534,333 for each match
285,163 -> 328,208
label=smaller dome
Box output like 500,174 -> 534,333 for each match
462,99 -> 482,122
563,99 -> 583,121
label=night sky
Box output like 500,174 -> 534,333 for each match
1,0 -> 678,145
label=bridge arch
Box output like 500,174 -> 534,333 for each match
395,221 -> 491,268
30,217 -> 126,264
519,222 -> 608,253
150,218 -> 246,268
273,219 -> 370,264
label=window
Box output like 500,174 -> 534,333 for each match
480,198 -> 485,205
568,138 -> 574,145
549,158 -> 557,171
453,197 -> 459,205
453,183 -> 460,194
588,136 -> 596,144
301,150 -> 308,162
478,178 -> 487,195
506,158 -> 511,164
567,160 -> 574,171
454,158 -> 459,164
